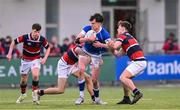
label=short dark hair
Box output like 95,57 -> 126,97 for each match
89,13 -> 103,23
118,20 -> 132,32
32,23 -> 41,31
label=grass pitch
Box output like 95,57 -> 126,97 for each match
0,86 -> 180,110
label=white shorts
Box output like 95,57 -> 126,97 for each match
20,59 -> 41,74
125,61 -> 147,77
82,47 -> 103,68
57,58 -> 79,78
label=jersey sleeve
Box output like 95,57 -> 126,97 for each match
103,29 -> 111,43
42,38 -> 49,49
14,35 -> 24,45
80,25 -> 92,36
116,35 -> 126,42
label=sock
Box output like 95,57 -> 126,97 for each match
124,96 -> 130,100
32,80 -> 39,91
133,88 -> 140,95
78,79 -> 85,98
38,90 -> 44,96
20,84 -> 27,94
80,91 -> 84,98
93,88 -> 99,98
91,95 -> 95,101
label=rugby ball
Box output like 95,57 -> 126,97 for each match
85,30 -> 96,38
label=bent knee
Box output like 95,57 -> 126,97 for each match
92,79 -> 98,84
57,89 -> 64,94
79,67 -> 86,73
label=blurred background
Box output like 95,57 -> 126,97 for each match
0,0 -> 180,88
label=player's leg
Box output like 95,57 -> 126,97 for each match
31,67 -> 40,104
84,73 -> 95,101
16,74 -> 28,103
77,55 -> 91,101
31,59 -> 41,92
16,60 -> 30,103
78,55 -> 90,80
33,78 -> 67,104
116,82 -> 131,104
91,67 -> 107,105
120,69 -> 142,104
40,78 -> 67,94
91,66 -> 100,98
73,71 -> 95,104
31,67 -> 40,91
90,57 -> 107,105
119,61 -> 147,104
33,58 -> 69,104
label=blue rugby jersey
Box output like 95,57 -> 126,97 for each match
80,25 -> 110,56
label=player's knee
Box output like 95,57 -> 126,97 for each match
21,76 -> 27,83
120,75 -> 125,82
85,76 -> 91,84
92,78 -> 98,85
79,68 -> 86,74
21,80 -> 27,84
57,91 -> 64,94
57,88 -> 65,94
33,76 -> 39,81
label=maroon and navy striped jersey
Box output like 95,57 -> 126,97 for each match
14,33 -> 49,61
116,32 -> 145,61
62,46 -> 78,65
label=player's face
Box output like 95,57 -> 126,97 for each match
91,19 -> 101,32
31,29 -> 40,39
117,25 -> 125,35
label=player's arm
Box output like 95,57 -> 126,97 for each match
108,40 -> 122,52
93,32 -> 111,48
75,32 -> 96,44
113,47 -> 125,57
41,39 -> 50,64
6,35 -> 24,61
6,40 -> 15,61
113,40 -> 122,50
41,46 -> 50,64
93,41 -> 108,48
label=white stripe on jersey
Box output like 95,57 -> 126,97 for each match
17,37 -> 19,43
81,30 -> 86,36
135,57 -> 146,60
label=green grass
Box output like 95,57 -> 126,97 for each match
0,87 -> 180,110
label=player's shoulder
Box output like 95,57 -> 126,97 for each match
100,27 -> 110,37
22,34 -> 28,37
19,34 -> 28,39
117,34 -> 127,39
39,35 -> 47,41
83,25 -> 92,31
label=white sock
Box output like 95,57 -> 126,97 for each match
80,91 -> 84,98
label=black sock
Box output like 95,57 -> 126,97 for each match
124,96 -> 130,100
32,80 -> 39,91
91,95 -> 95,101
133,88 -> 140,95
93,88 -> 99,98
20,83 -> 27,94
38,90 -> 44,96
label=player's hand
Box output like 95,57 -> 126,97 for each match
107,40 -> 114,48
75,38 -> 81,44
6,54 -> 12,62
40,58 -> 47,65
93,41 -> 102,48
